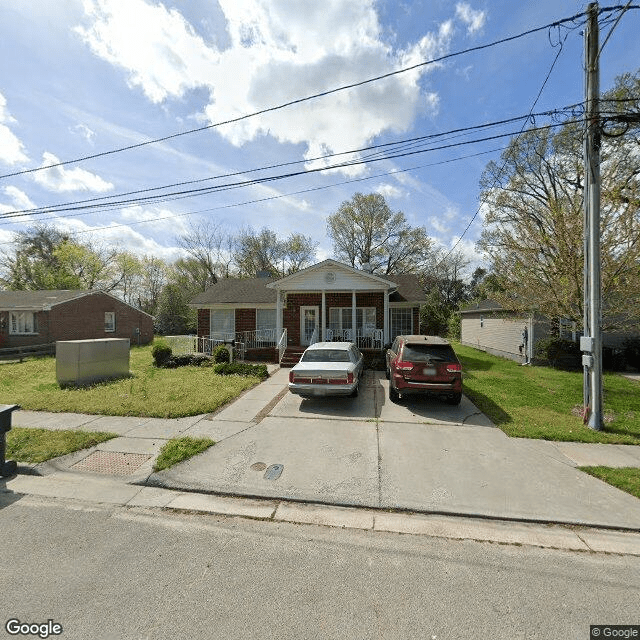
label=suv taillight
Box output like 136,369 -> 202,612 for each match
347,372 -> 354,383
446,364 -> 462,372
289,371 -> 295,383
395,360 -> 413,371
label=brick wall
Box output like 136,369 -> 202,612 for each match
197,309 -> 210,338
2,293 -> 153,348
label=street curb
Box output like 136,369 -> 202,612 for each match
4,472 -> 640,556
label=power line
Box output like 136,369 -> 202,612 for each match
0,9 -> 592,182
0,146 -> 509,243
0,103 -> 585,219
437,9 -> 577,266
0,119 -> 582,222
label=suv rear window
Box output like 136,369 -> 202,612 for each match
401,344 -> 458,363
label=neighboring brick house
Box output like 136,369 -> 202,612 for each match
0,290 -> 154,349
191,259 -> 425,363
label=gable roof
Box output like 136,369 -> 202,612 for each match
191,271 -> 425,305
0,289 -> 154,318
0,289 -> 90,310
266,259 -> 396,290
459,299 -> 508,314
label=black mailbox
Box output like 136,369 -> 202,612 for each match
0,404 -> 20,477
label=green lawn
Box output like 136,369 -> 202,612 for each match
455,343 -> 640,444
579,467 -> 640,500
0,344 -> 262,418
7,428 -> 117,463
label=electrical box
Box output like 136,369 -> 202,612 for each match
582,354 -> 594,368
580,336 -> 594,353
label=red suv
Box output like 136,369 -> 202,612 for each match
386,335 -> 462,405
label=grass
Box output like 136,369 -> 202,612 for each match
454,342 -> 640,444
153,436 -> 215,472
6,427 -> 117,463
0,343 -> 263,418
579,466 -> 640,500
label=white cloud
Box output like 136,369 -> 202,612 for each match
75,0 -> 219,103
375,183 -> 404,199
76,0 -> 485,176
455,3 -> 486,35
32,152 -> 114,193
0,92 -> 29,165
70,123 -> 96,144
119,204 -> 190,236
429,216 -> 449,234
0,186 -> 37,223
55,216 -> 186,262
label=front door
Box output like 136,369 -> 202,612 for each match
300,306 -> 319,345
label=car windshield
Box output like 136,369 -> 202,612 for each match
401,344 -> 457,363
302,349 -> 351,363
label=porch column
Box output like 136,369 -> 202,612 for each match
276,289 -> 282,342
352,290 -> 357,344
383,289 -> 389,345
321,290 -> 326,341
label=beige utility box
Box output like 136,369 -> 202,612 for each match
56,338 -> 130,386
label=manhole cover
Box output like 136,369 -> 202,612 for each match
263,464 -> 284,481
72,451 -> 152,475
250,462 -> 267,471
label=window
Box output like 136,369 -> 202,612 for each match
328,307 -> 376,334
210,309 -> 235,339
105,312 -> 116,332
256,309 -> 276,332
9,311 -> 38,335
390,308 -> 412,341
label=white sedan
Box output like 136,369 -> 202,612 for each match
288,342 -> 364,398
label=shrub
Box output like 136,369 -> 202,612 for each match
212,344 -> 231,363
214,362 -> 268,379
162,353 -> 212,368
152,341 -> 172,367
534,337 -> 581,369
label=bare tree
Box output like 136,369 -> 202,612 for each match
177,220 -> 231,286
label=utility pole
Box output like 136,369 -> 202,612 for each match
581,2 -> 603,430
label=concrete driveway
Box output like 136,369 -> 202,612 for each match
151,370 -> 640,530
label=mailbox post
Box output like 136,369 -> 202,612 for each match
0,404 -> 20,477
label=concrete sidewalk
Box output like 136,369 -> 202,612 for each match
3,367 -> 640,554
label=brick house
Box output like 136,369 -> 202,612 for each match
191,259 -> 425,364
0,290 -> 154,349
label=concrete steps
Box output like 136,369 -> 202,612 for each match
280,346 -> 306,368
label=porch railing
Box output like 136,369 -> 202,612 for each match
277,328 -> 287,364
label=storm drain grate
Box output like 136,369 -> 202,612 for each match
72,451 -> 152,475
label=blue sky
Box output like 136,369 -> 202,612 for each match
1,0 -> 638,274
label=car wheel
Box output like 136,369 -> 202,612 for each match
350,383 -> 359,398
389,384 -> 399,403
446,392 -> 462,405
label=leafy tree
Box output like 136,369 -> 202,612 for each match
326,192 -> 435,274
477,69 -> 640,330
0,224 -> 118,291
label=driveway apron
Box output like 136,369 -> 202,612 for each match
150,370 -> 640,530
